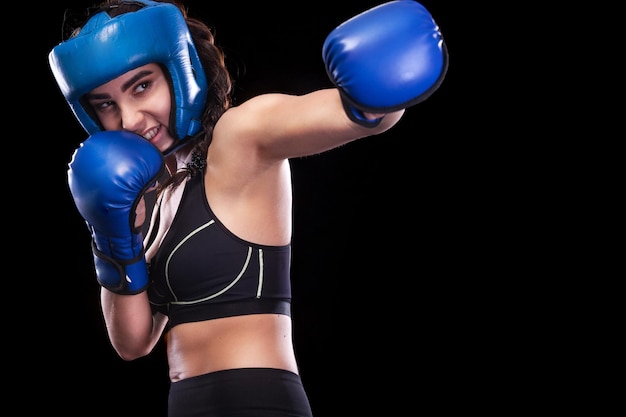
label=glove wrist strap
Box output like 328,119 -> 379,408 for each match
91,239 -> 149,295
339,94 -> 383,128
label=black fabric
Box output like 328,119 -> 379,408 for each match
147,169 -> 292,331
168,368 -> 313,417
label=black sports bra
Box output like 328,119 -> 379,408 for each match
146,169 -> 292,331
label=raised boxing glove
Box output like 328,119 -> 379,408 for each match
67,131 -> 165,295
323,0 -> 448,126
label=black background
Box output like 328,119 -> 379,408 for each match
26,1 -> 477,414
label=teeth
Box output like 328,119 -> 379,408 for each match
144,127 -> 158,140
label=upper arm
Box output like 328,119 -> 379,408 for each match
213,88 -> 404,162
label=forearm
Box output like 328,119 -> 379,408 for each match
100,288 -> 166,360
67,131 -> 166,360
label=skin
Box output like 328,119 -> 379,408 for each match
86,63 -> 404,382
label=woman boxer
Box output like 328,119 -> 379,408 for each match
49,1 -> 447,415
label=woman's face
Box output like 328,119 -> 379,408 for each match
84,63 -> 176,153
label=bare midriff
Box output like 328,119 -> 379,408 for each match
164,313 -> 299,382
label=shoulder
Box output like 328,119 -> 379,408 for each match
214,90 -> 343,139
212,93 -> 300,150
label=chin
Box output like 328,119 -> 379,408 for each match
154,136 -> 175,152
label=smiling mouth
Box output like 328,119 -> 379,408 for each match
144,126 -> 159,140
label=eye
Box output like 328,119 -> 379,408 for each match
134,81 -> 151,94
93,100 -> 115,112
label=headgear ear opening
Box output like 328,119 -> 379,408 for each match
48,0 -> 208,141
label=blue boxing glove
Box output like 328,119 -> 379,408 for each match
323,0 -> 448,127
67,131 -> 165,295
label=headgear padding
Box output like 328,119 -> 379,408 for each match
48,0 -> 208,140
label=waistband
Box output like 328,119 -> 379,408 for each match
168,367 -> 312,417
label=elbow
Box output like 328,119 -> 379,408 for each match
118,354 -> 143,361
115,347 -> 152,361
111,340 -> 155,361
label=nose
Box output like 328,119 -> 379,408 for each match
120,104 -> 145,133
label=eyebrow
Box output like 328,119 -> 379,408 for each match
84,69 -> 154,100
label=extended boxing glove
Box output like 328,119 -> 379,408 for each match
67,131 -> 165,295
323,0 -> 448,126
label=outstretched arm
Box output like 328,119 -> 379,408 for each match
215,1 -> 447,161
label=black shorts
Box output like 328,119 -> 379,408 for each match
168,367 -> 313,417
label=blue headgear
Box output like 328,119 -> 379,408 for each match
48,0 -> 208,141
